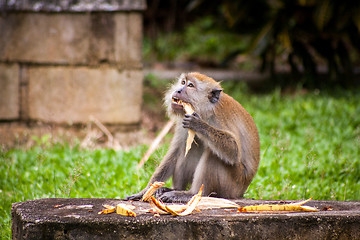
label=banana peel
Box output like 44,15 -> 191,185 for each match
141,181 -> 165,202
116,204 -> 137,217
237,198 -> 319,213
198,197 -> 240,209
98,203 -> 136,217
100,184 -> 319,217
98,205 -> 116,214
150,185 -> 203,216
165,185 -> 203,216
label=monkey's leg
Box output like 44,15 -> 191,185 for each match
173,138 -> 203,190
159,155 -> 218,203
125,134 -> 182,201
190,149 -> 244,199
159,149 -> 209,203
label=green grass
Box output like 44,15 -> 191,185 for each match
0,141 -> 167,239
1,82 -> 359,239
222,82 -> 360,201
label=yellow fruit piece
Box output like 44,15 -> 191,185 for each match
149,185 -> 203,216
198,197 -> 240,209
166,185 -> 203,216
183,102 -> 195,156
150,196 -> 169,214
238,198 -> 318,213
141,181 -> 165,202
98,204 -> 116,214
116,204 -> 137,217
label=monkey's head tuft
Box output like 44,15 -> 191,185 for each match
165,72 -> 223,119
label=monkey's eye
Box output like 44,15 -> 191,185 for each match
188,83 -> 194,88
181,80 -> 186,85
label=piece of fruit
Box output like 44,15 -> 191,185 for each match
116,204 -> 137,217
237,198 -> 318,213
141,181 -> 165,202
183,102 -> 195,156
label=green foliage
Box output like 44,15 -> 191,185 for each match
194,0 -> 360,82
143,16 -> 249,66
145,0 -> 360,84
1,84 -> 359,238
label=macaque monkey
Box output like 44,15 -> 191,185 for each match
126,72 -> 260,202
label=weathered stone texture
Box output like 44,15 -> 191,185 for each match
1,0 -> 146,12
12,198 -> 360,240
0,13 -> 90,65
0,12 -> 143,67
126,13 -> 143,65
28,66 -> 143,124
0,1 -> 144,127
0,63 -> 19,119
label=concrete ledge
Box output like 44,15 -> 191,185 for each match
12,198 -> 360,240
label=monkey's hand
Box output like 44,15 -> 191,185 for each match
182,112 -> 203,132
183,112 -> 240,165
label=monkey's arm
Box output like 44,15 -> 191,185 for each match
183,113 -> 240,165
125,132 -> 182,201
148,145 -> 180,184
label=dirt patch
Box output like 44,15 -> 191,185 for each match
0,107 -> 169,151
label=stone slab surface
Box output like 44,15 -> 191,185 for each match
12,198 -> 360,240
28,66 -> 143,124
0,63 -> 19,119
0,12 -> 142,67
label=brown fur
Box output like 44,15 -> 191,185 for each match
126,72 -> 260,202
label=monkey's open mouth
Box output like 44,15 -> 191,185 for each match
172,97 -> 187,111
172,97 -> 184,105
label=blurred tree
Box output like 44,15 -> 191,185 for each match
144,0 -> 194,39
204,0 -> 360,84
144,0 -> 360,85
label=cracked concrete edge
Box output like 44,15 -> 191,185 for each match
11,198 -> 360,240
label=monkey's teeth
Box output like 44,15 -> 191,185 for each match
172,97 -> 183,105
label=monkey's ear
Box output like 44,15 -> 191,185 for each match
209,89 -> 222,103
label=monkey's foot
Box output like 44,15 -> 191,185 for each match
159,190 -> 194,203
125,192 -> 143,201
153,187 -> 174,198
125,187 -> 173,201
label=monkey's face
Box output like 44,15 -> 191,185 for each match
169,74 -> 197,115
165,73 -> 223,117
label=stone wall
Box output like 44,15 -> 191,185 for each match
0,0 -> 145,129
